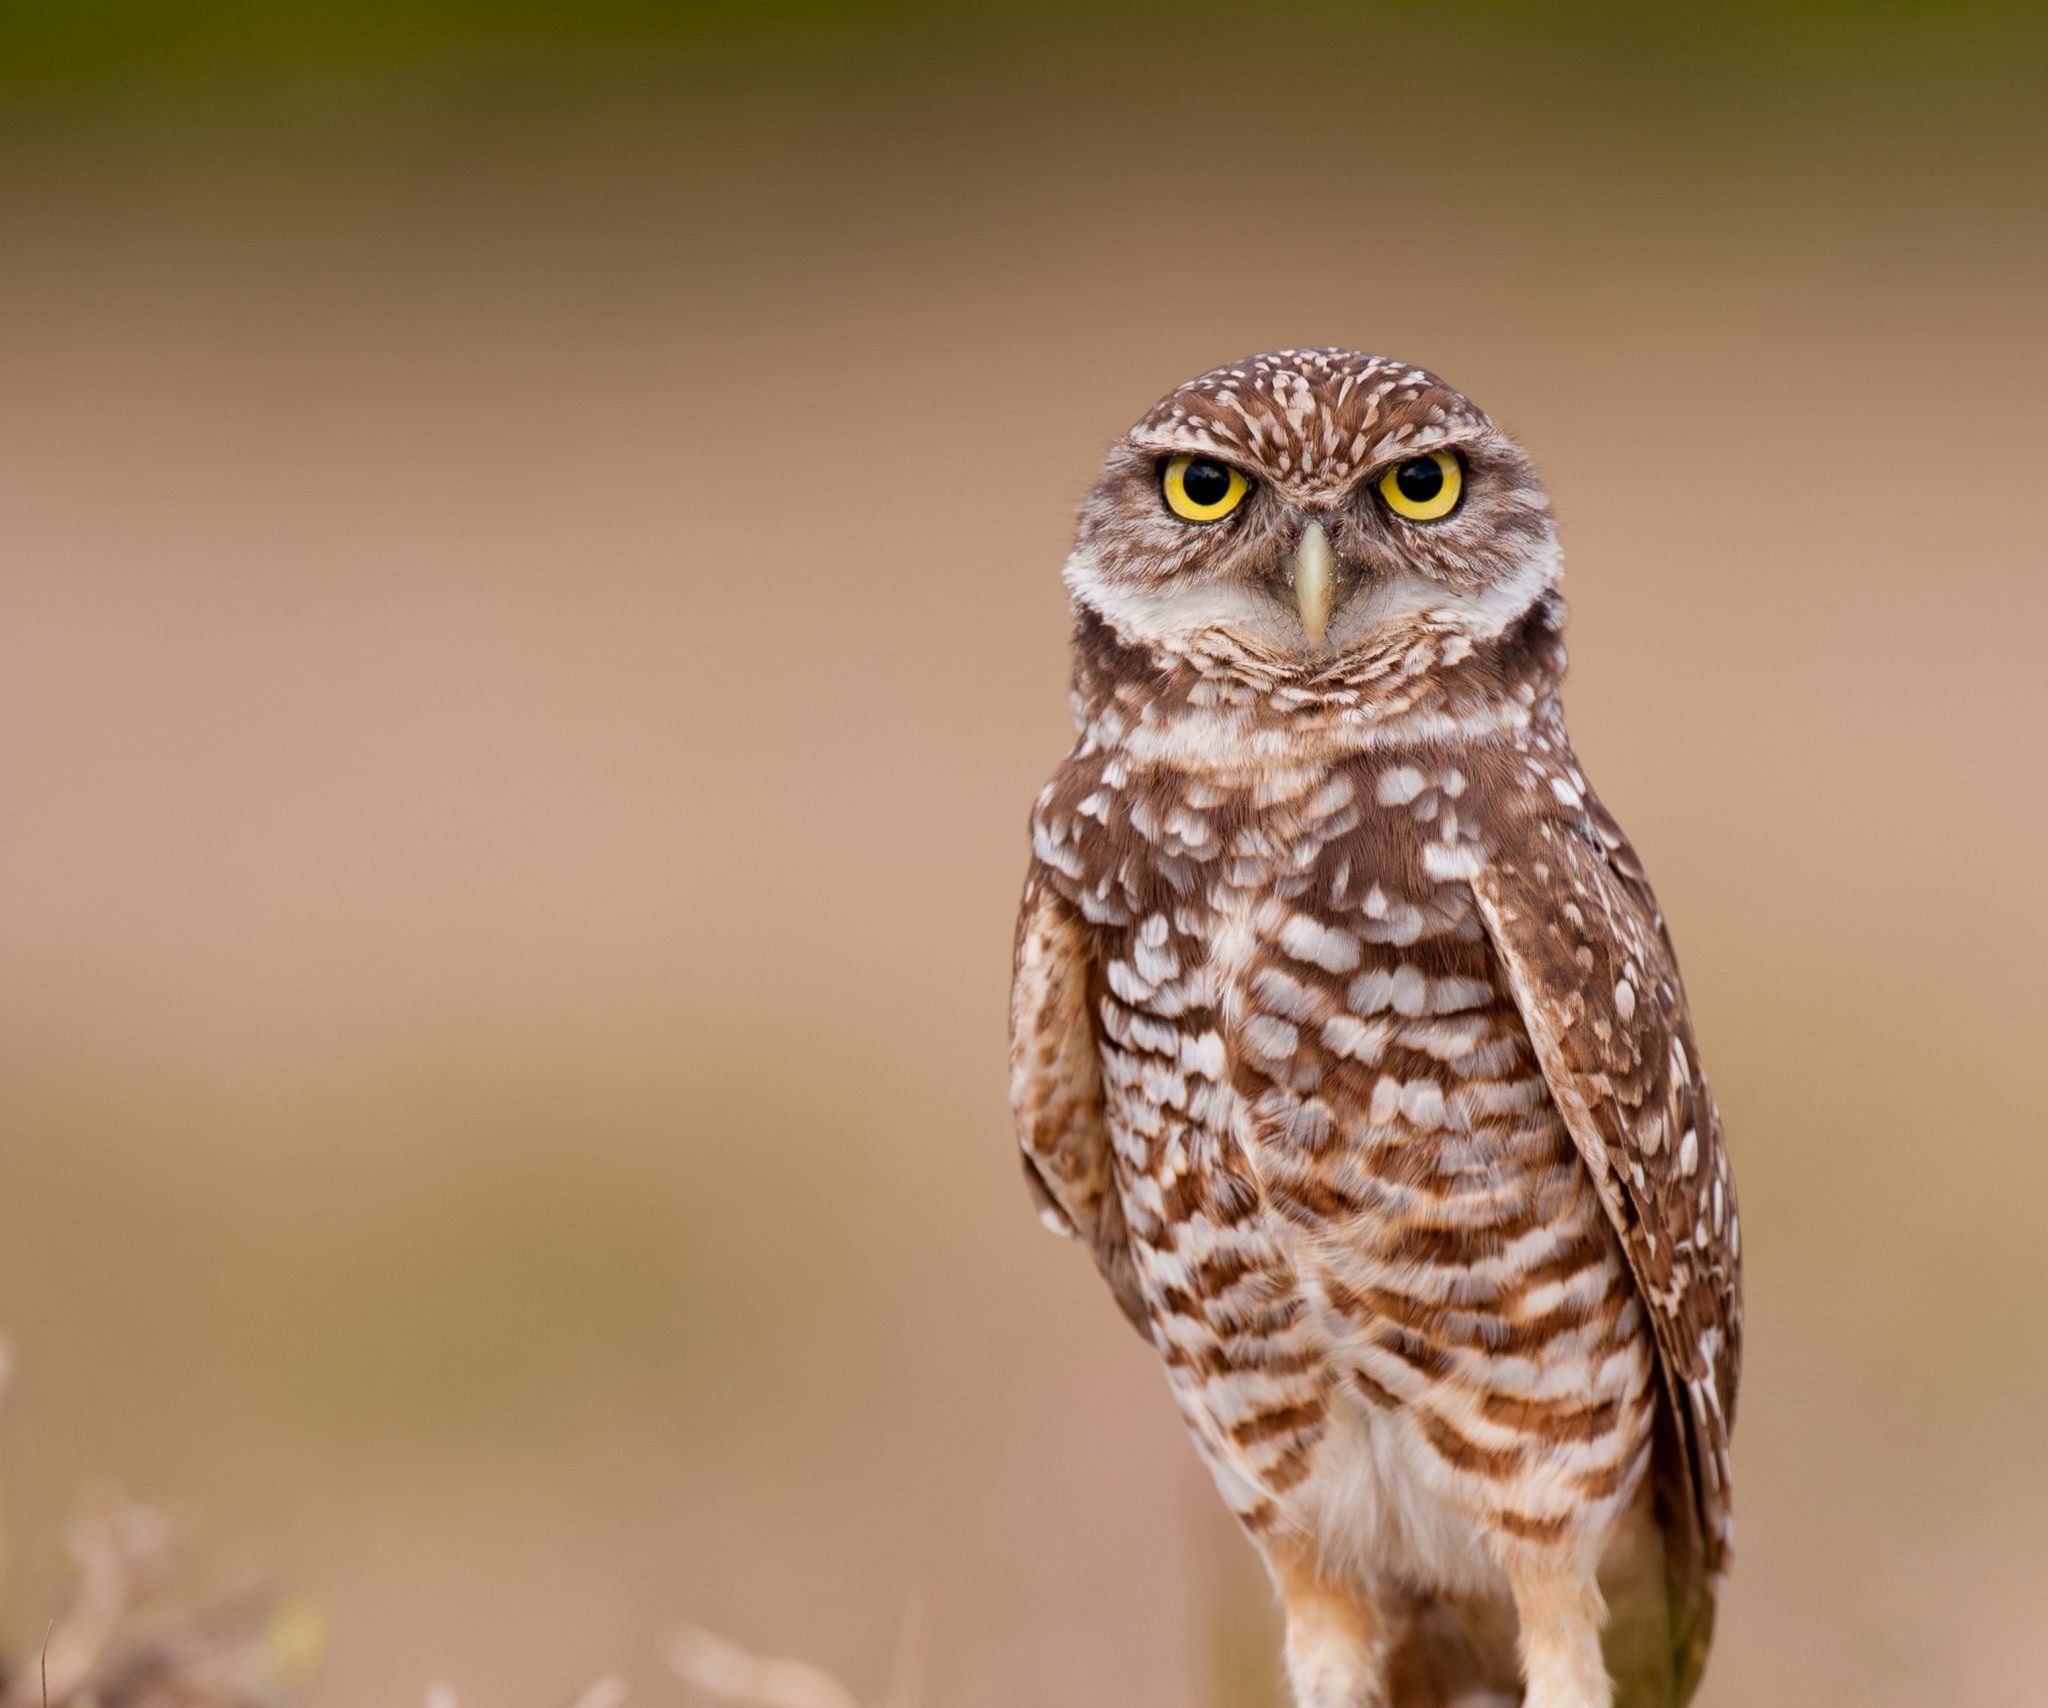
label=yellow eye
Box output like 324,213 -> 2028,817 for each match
1378,450 -> 1464,522
1162,454 -> 1249,522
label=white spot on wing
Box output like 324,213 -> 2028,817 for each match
1377,766 -> 1427,806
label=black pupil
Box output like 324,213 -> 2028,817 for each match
1394,457 -> 1446,504
1180,459 -> 1232,507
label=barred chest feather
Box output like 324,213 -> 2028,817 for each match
1028,621 -> 1659,1593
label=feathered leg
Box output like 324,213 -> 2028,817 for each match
1268,1542 -> 1391,1708
1505,1550 -> 1611,1708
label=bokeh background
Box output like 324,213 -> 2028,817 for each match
3,3 -> 2045,1703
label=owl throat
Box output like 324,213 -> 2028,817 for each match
1067,586 -> 1569,776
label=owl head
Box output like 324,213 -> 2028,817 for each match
1065,350 -> 1561,675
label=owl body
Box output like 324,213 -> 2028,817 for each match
1011,352 -> 1739,1708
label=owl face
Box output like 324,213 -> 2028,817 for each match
1065,349 -> 1561,670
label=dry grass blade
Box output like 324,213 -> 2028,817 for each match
2,1489 -> 293,1708
32,1492 -> 173,1702
425,1681 -> 625,1708
668,1629 -> 866,1708
882,1590 -> 932,1708
0,1343 -> 307,1708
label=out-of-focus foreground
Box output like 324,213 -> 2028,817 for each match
2,5 -> 2045,1704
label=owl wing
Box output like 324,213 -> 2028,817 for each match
1009,864 -> 1150,1335
1468,771 -> 1741,1689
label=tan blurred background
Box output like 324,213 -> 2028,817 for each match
2,4 -> 2045,1703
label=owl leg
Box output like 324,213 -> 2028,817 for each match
1266,1542 -> 1390,1708
1503,1551 -> 1611,1708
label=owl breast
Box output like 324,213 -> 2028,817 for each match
1040,736 -> 1658,1593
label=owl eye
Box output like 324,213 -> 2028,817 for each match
1378,450 -> 1464,522
1161,455 -> 1250,523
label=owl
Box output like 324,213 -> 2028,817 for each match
1008,351 -> 1740,1708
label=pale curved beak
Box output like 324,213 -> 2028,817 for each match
1286,521 -> 1336,649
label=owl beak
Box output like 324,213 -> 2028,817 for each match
1286,521 -> 1337,650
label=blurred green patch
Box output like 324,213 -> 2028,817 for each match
251,1157 -> 695,1437
203,1033 -> 911,1447
4,0 -> 2045,101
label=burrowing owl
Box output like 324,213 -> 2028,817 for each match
1009,350 -> 1740,1708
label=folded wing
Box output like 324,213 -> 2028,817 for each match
1469,771 -> 1742,1695
1010,867 -> 1149,1335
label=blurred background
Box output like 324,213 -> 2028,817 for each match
2,3 -> 2045,1703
